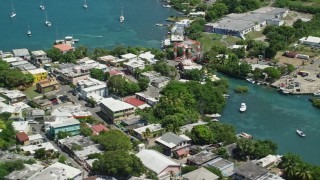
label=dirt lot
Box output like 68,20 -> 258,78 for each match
284,11 -> 313,26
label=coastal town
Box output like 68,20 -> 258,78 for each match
1,0 -> 320,179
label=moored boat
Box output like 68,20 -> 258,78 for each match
205,113 -> 221,118
246,78 -> 255,84
296,129 -> 306,137
239,103 -> 246,112
237,132 -> 253,139
314,91 -> 320,96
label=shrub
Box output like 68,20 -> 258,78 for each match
234,86 -> 249,93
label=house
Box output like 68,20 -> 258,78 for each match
124,59 -> 145,74
28,68 -> 48,83
133,124 -> 163,140
109,69 -> 124,76
5,163 -> 44,180
54,44 -> 75,54
51,103 -> 91,118
178,59 -> 202,71
139,51 -> 158,64
121,53 -> 137,61
28,134 -> 44,145
12,48 -> 31,60
205,157 -> 234,176
141,71 -> 161,81
27,109 -> 45,122
299,36 -> 320,47
21,142 -> 58,155
151,76 -> 171,88
100,97 -> 135,123
124,97 -> 150,109
77,78 -> 108,100
136,149 -> 181,180
12,121 -> 30,133
135,92 -> 159,106
47,117 -> 81,139
31,50 -> 51,65
188,11 -> 206,17
254,155 -> 282,168
187,151 -> 218,167
155,132 -> 191,158
182,167 -> 219,180
0,89 -> 27,103
36,78 -> 60,93
16,132 -> 29,145
205,7 -> 288,39
91,124 -> 109,135
28,162 -> 82,180
98,55 -> 118,64
233,162 -> 269,180
58,135 -> 103,169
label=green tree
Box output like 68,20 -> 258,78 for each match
183,69 -> 203,81
104,72 -> 110,81
181,165 -> 198,174
46,48 -> 63,62
57,131 -> 71,139
58,155 -> 67,164
74,46 -> 88,59
91,130 -> 132,151
263,67 -> 281,82
80,125 -> 93,137
205,166 -> 223,179
190,125 -> 214,145
252,140 -> 278,159
34,148 -> 46,159
236,138 -> 255,160
92,150 -> 145,177
216,147 -> 230,159
92,48 -> 110,60
111,46 -> 128,57
138,77 -> 150,91
62,51 -> 76,63
90,68 -> 105,81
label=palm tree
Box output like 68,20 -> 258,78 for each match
295,163 -> 313,180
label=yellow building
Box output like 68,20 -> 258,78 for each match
28,68 -> 48,83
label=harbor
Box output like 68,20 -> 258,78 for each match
219,73 -> 320,165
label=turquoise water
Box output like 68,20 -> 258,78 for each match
220,75 -> 320,165
0,0 -> 178,51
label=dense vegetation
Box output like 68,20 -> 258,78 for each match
140,80 -> 228,133
92,130 -> 132,151
107,75 -> 140,97
234,86 -> 249,93
0,159 -> 36,179
235,138 -> 278,160
189,122 -> 238,145
0,60 -> 34,89
275,0 -> 320,14
0,114 -> 16,149
279,153 -> 320,179
90,69 -> 110,81
311,98 -> 320,108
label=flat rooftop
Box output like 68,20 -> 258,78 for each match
100,97 -> 134,112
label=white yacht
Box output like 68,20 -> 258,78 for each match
27,25 -> 31,37
239,103 -> 246,112
163,4 -> 171,8
40,0 -> 45,10
296,129 -> 306,137
205,113 -> 221,118
314,91 -> 320,96
120,7 -> 124,22
10,1 -> 16,18
83,0 -> 88,9
45,11 -> 52,27
246,78 -> 255,84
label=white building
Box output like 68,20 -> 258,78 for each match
124,59 -> 145,73
12,121 -> 30,133
136,149 -> 181,180
0,88 -> 27,103
28,162 -> 82,180
51,103 -> 92,118
100,97 -> 135,123
31,50 -> 51,64
121,53 -> 137,61
21,142 -> 58,155
299,36 -> 320,47
139,51 -> 158,64
133,123 -> 162,139
28,134 -> 44,145
12,48 -> 31,60
77,78 -> 108,100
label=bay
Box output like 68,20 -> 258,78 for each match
220,74 -> 320,165
0,0 -> 178,51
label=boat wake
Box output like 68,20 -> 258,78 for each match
78,34 -> 103,38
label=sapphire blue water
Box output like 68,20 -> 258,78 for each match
220,75 -> 320,165
0,0 -> 178,51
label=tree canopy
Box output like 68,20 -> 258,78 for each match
92,150 -> 145,177
91,130 -> 132,151
107,75 -> 140,97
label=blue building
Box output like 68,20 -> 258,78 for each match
47,117 -> 80,139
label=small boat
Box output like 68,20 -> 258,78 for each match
163,4 -> 171,8
156,23 -> 163,26
205,113 -> 221,118
278,87 -> 289,94
40,0 -> 45,10
239,103 -> 246,112
246,78 -> 255,84
314,91 -> 320,96
212,119 -> 219,122
10,1 -> 16,18
27,25 -> 31,37
223,94 -> 230,98
83,0 -> 88,9
238,132 -> 253,139
119,7 -> 124,22
296,129 -> 306,137
45,11 -> 52,27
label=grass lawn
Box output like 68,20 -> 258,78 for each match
224,36 -> 241,45
244,31 -> 264,40
197,32 -> 223,51
23,85 -> 41,99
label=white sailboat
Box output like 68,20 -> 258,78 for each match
10,1 -> 16,18
120,7 -> 124,23
239,103 -> 247,112
40,0 -> 45,10
83,0 -> 88,9
27,25 -> 32,37
45,11 -> 52,27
